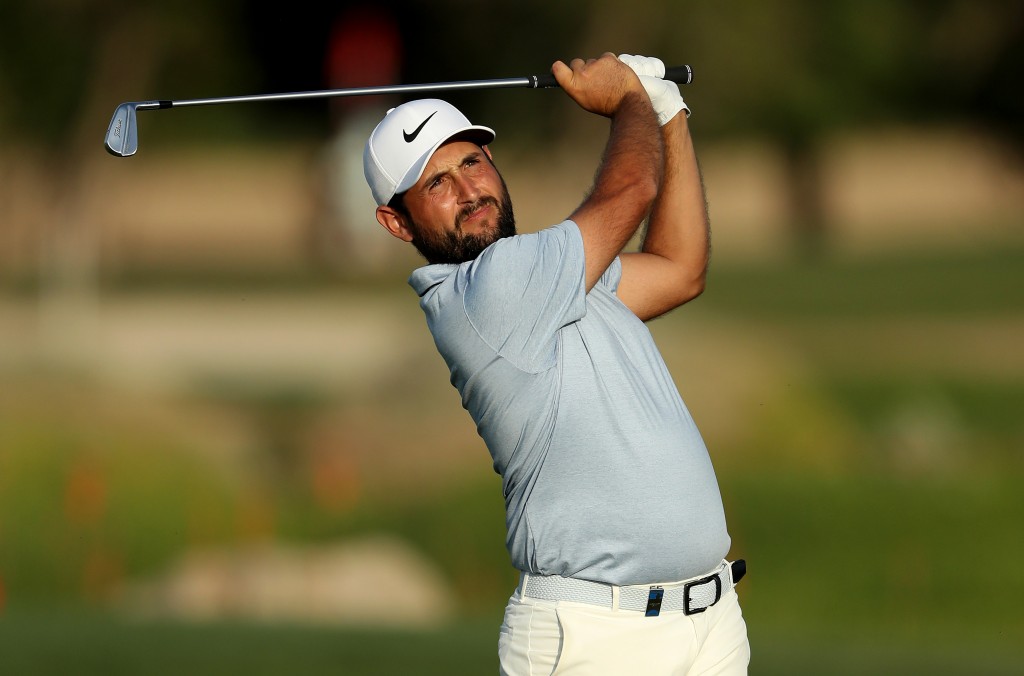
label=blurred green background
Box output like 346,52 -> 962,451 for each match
1,0 -> 1022,673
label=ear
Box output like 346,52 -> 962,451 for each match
376,205 -> 414,242
482,145 -> 494,162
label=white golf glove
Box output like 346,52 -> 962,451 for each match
618,54 -> 690,125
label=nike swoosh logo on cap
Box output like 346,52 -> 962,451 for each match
403,111 -> 437,143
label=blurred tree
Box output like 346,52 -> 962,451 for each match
1,1 -> 164,357
0,0 -> 254,150
238,0 -> 581,146
661,0 -> 1024,254
0,0 -> 252,356
2,0 -> 1019,262
914,1 -> 1024,146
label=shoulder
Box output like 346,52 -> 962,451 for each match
409,262 -> 459,303
475,220 -> 582,271
466,221 -> 583,298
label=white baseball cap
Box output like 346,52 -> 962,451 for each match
363,99 -> 496,206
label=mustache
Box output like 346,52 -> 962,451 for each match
455,196 -> 500,229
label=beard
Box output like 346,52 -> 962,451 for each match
407,179 -> 517,265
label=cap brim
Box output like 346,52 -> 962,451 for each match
392,125 -> 496,199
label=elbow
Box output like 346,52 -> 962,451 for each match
671,268 -> 707,307
679,252 -> 711,304
677,274 -> 706,306
632,267 -> 707,321
687,275 -> 707,301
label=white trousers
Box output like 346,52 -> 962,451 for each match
498,582 -> 749,675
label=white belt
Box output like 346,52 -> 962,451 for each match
520,560 -> 745,617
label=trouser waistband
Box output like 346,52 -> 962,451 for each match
520,560 -> 746,617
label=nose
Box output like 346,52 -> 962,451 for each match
453,172 -> 481,203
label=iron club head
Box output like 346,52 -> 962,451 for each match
104,103 -> 138,157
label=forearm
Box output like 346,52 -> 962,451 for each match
589,92 -> 663,231
612,55 -> 710,320
641,113 -> 710,297
572,91 -> 662,290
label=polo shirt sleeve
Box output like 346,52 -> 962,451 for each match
596,255 -> 623,294
461,220 -> 586,372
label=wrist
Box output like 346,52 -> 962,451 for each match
615,89 -> 657,122
658,100 -> 690,126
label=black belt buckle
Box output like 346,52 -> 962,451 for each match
683,572 -> 722,615
731,559 -> 746,584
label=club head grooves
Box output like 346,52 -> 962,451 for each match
104,103 -> 138,157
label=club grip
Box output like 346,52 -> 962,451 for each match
533,64 -> 692,89
664,65 -> 693,85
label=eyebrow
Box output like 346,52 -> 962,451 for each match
421,150 -> 482,189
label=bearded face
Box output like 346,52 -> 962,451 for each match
395,172 -> 517,265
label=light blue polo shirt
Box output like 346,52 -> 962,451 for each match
409,220 -> 730,585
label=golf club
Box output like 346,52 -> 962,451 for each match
104,66 -> 693,157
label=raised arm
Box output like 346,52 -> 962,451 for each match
552,54 -> 662,292
615,57 -> 711,321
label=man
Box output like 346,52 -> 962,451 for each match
364,53 -> 749,674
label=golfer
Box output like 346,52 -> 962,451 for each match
364,53 -> 749,674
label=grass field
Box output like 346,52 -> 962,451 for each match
2,242 -> 1022,673
1,609 -> 1021,675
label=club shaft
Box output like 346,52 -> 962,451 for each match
107,65 -> 692,156
137,76 -> 551,111
134,65 -> 693,111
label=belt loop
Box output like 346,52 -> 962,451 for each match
611,584 -> 620,611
